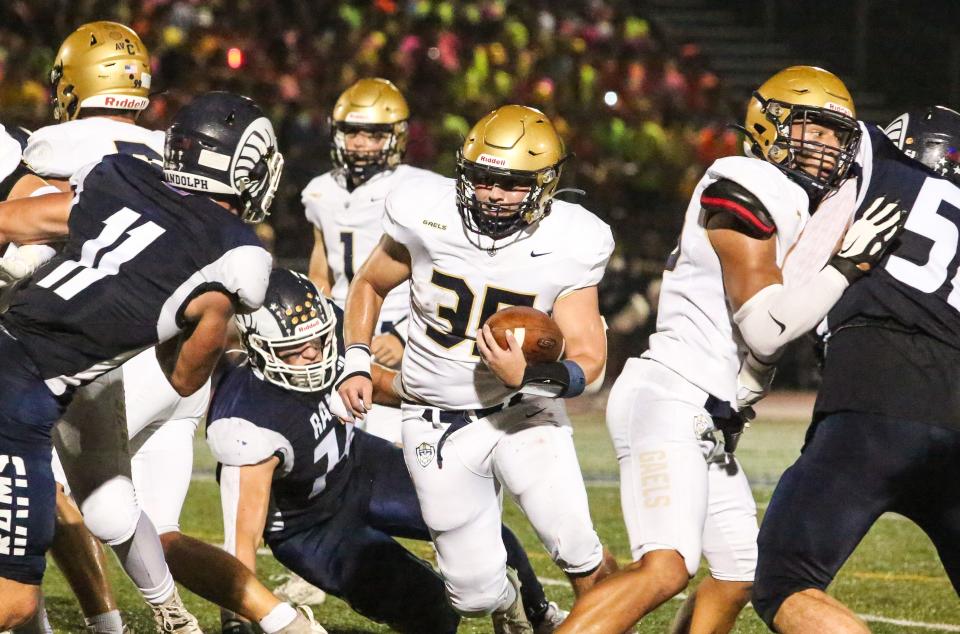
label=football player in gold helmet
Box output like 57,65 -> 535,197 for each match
305,79 -> 434,443
330,77 -> 409,187
556,66 -> 906,634
742,65 -> 861,198
338,103 -> 617,630
12,22 -> 324,634
49,20 -> 151,122
455,105 -> 568,250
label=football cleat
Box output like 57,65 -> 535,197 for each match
221,618 -> 256,634
273,572 -> 328,605
534,601 -> 568,634
275,605 -> 329,634
150,587 -> 203,633
492,568 -> 534,634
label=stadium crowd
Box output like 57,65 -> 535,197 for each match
0,0 -> 748,371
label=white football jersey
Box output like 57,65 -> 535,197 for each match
384,176 -> 614,409
303,165 -> 437,332
644,156 -> 810,406
24,118 -> 164,178
23,117 -> 208,423
0,124 -> 23,184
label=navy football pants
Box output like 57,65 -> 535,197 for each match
754,412 -> 960,628
267,430 -> 549,633
0,330 -> 67,584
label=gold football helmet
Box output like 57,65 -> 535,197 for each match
456,105 -> 567,244
51,21 -> 151,121
743,65 -> 860,195
331,78 -> 409,183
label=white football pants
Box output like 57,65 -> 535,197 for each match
607,357 -> 758,581
401,396 -> 603,616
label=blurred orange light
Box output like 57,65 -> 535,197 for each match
227,47 -> 244,69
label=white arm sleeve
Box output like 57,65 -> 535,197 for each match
733,265 -> 848,360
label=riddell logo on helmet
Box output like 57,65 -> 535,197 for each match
295,318 -> 322,335
477,153 -> 507,167
345,112 -> 372,122
104,96 -> 148,108
824,102 -> 854,118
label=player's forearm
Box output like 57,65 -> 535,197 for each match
343,275 -> 385,347
168,315 -> 229,397
372,365 -> 401,407
0,191 -> 72,244
734,266 -> 848,360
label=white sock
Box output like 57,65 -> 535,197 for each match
110,512 -> 175,605
258,603 -> 298,633
84,610 -> 125,634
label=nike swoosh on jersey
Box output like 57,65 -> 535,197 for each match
525,408 -> 547,418
769,311 -> 787,334
530,250 -> 552,257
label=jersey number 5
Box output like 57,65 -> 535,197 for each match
37,207 -> 165,300
885,178 -> 960,311
426,268 -> 536,356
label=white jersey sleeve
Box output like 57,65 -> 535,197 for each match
207,416 -> 295,475
212,245 -> 273,312
25,118 -> 164,178
705,156 -> 809,248
644,156 -> 810,406
0,124 -> 23,185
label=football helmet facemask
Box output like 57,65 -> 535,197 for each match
164,91 -> 284,223
743,66 -> 861,196
331,78 -> 409,184
236,269 -> 339,393
884,105 -> 960,186
456,105 -> 567,247
51,21 -> 152,121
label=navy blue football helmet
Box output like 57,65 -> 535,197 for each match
884,106 -> 960,186
164,91 -> 283,223
235,269 -> 339,393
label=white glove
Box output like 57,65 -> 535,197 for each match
830,196 -> 906,282
0,244 -> 56,288
736,352 -> 777,410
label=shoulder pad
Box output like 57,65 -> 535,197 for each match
701,178 -> 776,238
207,416 -> 294,472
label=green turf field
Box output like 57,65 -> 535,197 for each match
40,408 -> 960,633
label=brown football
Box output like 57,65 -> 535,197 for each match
484,306 -> 565,365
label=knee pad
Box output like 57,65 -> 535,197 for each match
79,477 -> 140,545
550,516 -> 604,575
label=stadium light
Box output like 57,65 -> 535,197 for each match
227,47 -> 244,69
604,91 -> 618,107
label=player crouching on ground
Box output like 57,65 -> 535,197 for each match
338,104 -> 618,632
207,269 -> 565,634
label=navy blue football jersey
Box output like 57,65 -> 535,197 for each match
816,124 -> 960,425
1,154 -> 271,391
208,362 -> 355,538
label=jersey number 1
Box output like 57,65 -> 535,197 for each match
37,208 -> 165,300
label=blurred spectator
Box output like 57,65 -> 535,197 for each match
0,0 -> 751,380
